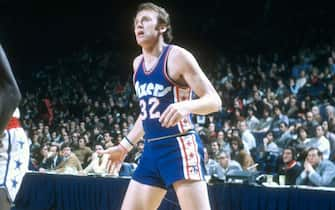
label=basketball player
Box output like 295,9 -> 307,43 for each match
101,3 -> 221,210
0,44 -> 29,210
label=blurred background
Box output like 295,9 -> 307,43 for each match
1,0 -> 333,80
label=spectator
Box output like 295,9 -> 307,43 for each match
277,147 -> 303,185
103,131 -> 114,148
209,141 -> 221,161
229,136 -> 255,171
55,143 -> 82,173
276,122 -> 295,148
296,147 -> 335,186
257,131 -> 281,173
290,126 -> 310,161
275,78 -> 289,100
39,144 -> 62,171
305,125 -> 330,160
261,131 -> 281,156
204,147 -> 218,175
303,111 -> 319,137
81,143 -> 109,175
322,120 -> 335,162
129,140 -> 144,164
239,120 -> 256,152
254,106 -> 273,132
37,144 -> 50,170
285,95 -> 299,118
73,136 -> 93,168
245,106 -> 259,131
216,130 -> 230,153
271,105 -> 289,132
208,150 -> 242,180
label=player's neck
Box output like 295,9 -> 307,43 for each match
141,38 -> 166,59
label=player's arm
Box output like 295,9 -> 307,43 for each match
159,46 -> 222,128
98,56 -> 144,157
101,116 -> 144,155
116,55 -> 145,150
0,45 -> 21,134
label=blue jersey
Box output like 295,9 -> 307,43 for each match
133,45 -> 194,140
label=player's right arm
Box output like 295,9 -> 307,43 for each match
0,44 -> 21,134
98,56 -> 144,165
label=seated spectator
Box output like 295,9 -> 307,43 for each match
37,144 -> 50,170
296,147 -> 335,186
322,120 -> 335,162
277,147 -> 303,185
39,144 -> 62,171
204,147 -> 218,175
285,95 -> 299,118
230,136 -> 255,171
118,162 -> 135,177
303,111 -> 319,137
289,78 -> 299,96
216,130 -> 231,154
260,131 -> 281,156
256,131 -> 281,173
103,131 -> 114,148
73,136 -> 93,168
271,105 -> 289,133
275,78 -> 289,100
245,106 -> 259,131
289,126 -> 310,161
295,70 -> 308,94
55,143 -> 82,174
275,122 -> 295,148
239,120 -> 256,152
322,83 -> 335,104
311,106 -> 323,124
81,144 -> 109,175
209,141 -> 221,161
305,125 -> 330,160
207,150 -> 242,180
132,140 -> 144,164
254,106 -> 273,132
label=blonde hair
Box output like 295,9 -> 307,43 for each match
137,2 -> 173,43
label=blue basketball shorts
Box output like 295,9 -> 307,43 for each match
132,133 -> 206,189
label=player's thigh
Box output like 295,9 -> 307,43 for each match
173,180 -> 211,210
121,179 -> 167,210
0,189 -> 11,210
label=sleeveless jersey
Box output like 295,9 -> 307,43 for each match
1,108 -> 29,202
133,45 -> 194,140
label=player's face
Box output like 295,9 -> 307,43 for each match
134,9 -> 160,46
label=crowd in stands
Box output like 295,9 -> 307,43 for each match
18,41 -> 335,187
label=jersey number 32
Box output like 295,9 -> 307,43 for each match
139,97 -> 160,120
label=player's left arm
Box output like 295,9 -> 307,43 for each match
159,46 -> 222,128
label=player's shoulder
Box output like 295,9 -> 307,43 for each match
132,54 -> 143,72
169,44 -> 195,63
169,45 -> 192,58
168,44 -> 197,69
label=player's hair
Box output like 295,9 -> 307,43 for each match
137,2 -> 173,43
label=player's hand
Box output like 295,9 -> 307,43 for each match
159,102 -> 189,128
106,145 -> 128,175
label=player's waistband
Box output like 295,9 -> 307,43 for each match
6,117 -> 21,130
145,130 -> 196,142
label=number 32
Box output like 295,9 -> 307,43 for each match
139,97 -> 160,120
